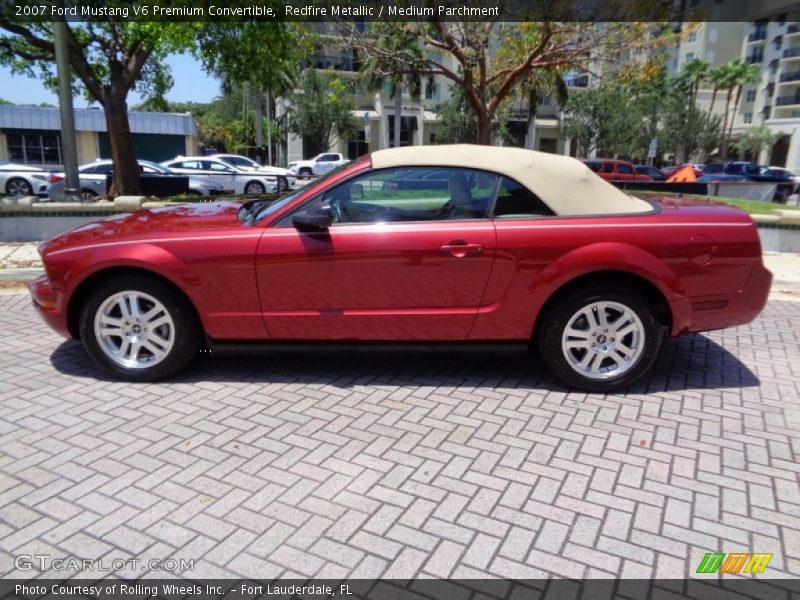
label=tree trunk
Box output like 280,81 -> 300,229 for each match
719,87 -> 734,158
393,83 -> 401,148
476,114 -> 492,145
103,92 -> 141,196
253,83 -> 263,164
265,87 -> 272,166
726,86 -> 743,153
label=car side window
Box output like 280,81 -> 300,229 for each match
318,154 -> 337,162
176,161 -> 201,170
585,162 -> 600,172
617,164 -> 633,174
277,167 -> 498,226
492,177 -> 554,218
602,163 -> 614,173
204,161 -> 232,172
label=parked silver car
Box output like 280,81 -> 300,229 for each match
47,160 -> 228,200
161,156 -> 279,194
0,160 -> 50,196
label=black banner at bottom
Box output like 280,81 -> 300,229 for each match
2,579 -> 800,600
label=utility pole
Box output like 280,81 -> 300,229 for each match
53,14 -> 80,202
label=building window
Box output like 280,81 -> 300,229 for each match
537,94 -> 551,106
6,131 -> 62,165
688,32 -> 697,43
746,90 -> 757,102
685,52 -> 695,62
424,81 -> 440,101
743,113 -> 753,124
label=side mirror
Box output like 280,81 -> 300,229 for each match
292,204 -> 333,232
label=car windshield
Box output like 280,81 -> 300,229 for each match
240,160 -> 354,226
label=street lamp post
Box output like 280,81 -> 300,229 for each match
53,16 -> 80,202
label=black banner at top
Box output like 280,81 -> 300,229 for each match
0,0 -> 798,22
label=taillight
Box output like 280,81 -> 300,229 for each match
49,174 -> 64,183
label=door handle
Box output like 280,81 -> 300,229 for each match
440,240 -> 484,258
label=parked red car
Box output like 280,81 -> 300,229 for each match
30,145 -> 771,391
582,159 -> 653,182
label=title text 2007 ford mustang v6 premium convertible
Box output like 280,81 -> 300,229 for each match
29,145 -> 771,391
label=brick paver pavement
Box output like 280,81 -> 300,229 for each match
1,291 -> 798,579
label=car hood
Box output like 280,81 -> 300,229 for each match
41,201 -> 244,254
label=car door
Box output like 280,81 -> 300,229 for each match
315,154 -> 342,175
255,166 -> 499,341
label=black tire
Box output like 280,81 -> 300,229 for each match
299,168 -> 312,177
79,275 -> 202,381
81,189 -> 99,202
6,177 -> 32,196
276,176 -> 288,192
245,180 -> 266,194
537,285 -> 662,392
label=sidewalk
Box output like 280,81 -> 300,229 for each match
1,241 -> 799,299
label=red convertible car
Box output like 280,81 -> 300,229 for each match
29,146 -> 771,391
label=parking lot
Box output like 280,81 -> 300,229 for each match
1,290 -> 798,579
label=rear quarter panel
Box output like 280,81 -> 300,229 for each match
470,199 -> 765,340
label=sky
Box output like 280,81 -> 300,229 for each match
0,53 -> 221,107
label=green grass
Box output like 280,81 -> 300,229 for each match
711,197 -> 800,215
636,192 -> 799,215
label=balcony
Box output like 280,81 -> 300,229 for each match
748,29 -> 767,43
784,47 -> 800,59
779,71 -> 800,83
776,94 -> 800,106
788,23 -> 800,36
305,53 -> 360,72
746,53 -> 764,64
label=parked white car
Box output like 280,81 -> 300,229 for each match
47,160 -> 227,201
0,160 -> 50,196
209,154 -> 297,190
161,157 -> 279,194
288,152 -> 349,177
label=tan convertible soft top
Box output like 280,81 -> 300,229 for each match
370,144 -> 653,216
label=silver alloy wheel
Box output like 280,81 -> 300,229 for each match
93,291 -> 175,369
7,178 -> 32,196
561,300 -> 645,380
245,181 -> 265,194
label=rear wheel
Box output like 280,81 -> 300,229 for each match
6,177 -> 32,196
79,276 -> 202,381
537,285 -> 662,392
299,167 -> 312,177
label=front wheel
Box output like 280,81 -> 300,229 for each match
537,286 -> 662,392
79,276 -> 202,381
6,177 -> 32,196
299,168 -> 312,177
244,180 -> 266,194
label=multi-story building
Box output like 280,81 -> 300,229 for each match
279,17 -> 800,173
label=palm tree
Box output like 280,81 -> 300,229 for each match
680,58 -> 709,107
715,61 -> 743,158
721,60 -> 761,158
706,65 -> 731,118
360,34 -> 424,149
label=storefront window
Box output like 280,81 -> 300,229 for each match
5,132 -> 62,165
